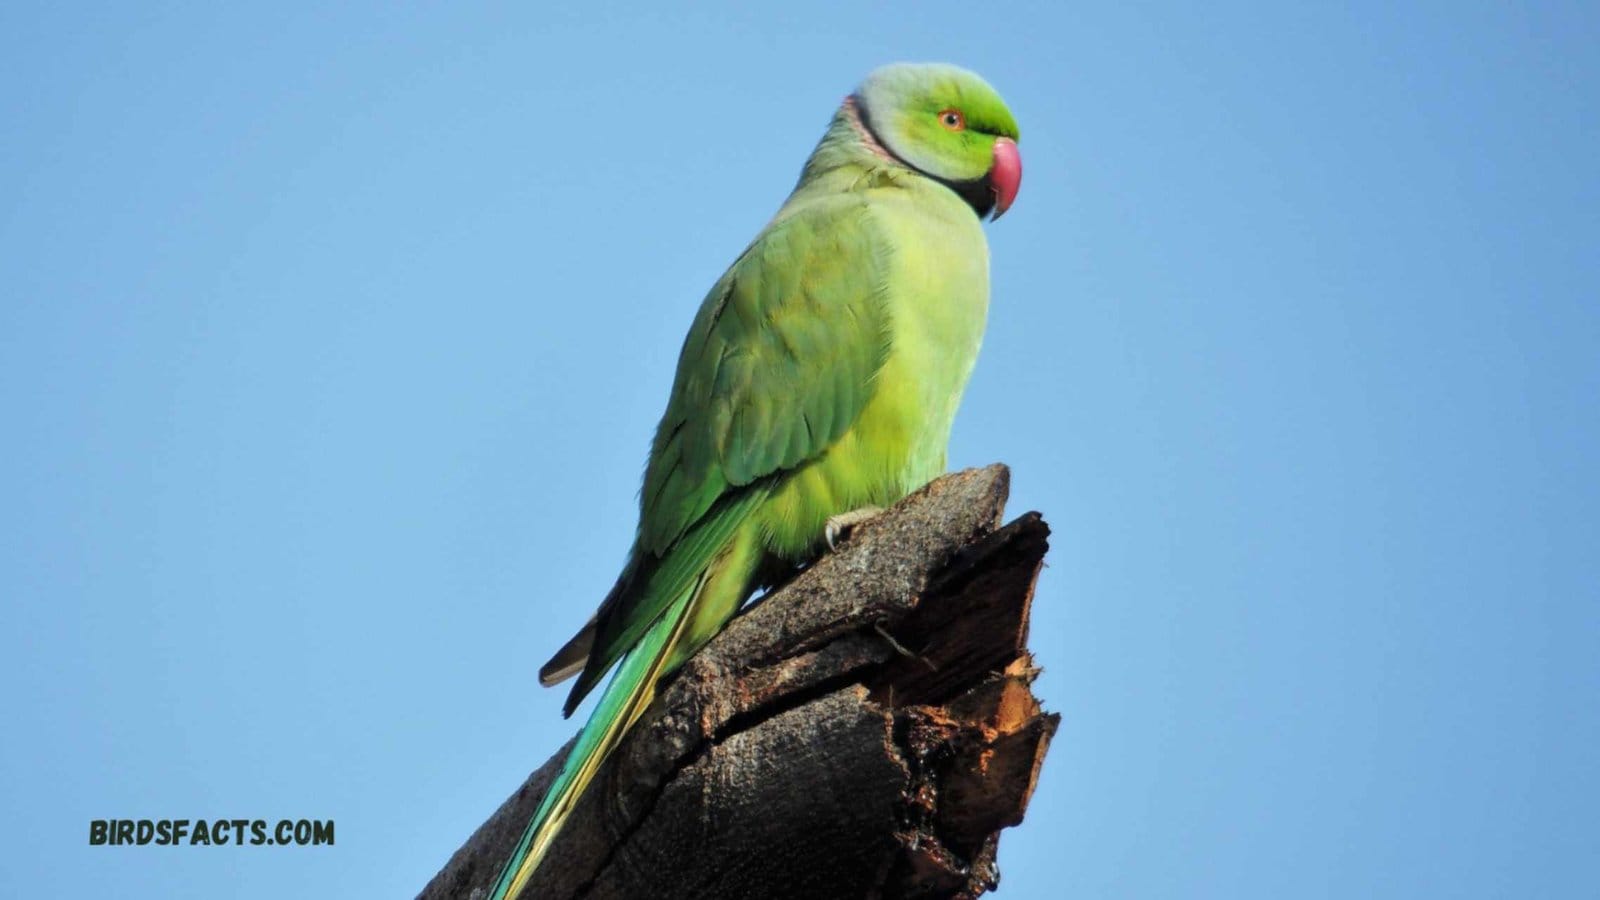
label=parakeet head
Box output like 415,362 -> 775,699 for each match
851,62 -> 1022,220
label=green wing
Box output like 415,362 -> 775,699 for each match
564,194 -> 893,710
642,195 -> 893,553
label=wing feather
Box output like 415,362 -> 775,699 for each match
640,195 -> 892,552
564,196 -> 894,708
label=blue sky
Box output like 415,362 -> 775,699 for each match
3,3 -> 1597,897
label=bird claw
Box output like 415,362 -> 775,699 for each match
824,506 -> 885,551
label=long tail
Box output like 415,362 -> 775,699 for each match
487,574 -> 702,900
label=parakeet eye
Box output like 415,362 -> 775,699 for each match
938,109 -> 966,131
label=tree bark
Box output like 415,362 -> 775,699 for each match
421,465 -> 1057,900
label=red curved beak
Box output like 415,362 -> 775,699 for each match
990,137 -> 1021,220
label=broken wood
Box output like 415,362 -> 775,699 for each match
422,465 -> 1057,900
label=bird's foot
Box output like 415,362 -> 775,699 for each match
824,506 -> 885,551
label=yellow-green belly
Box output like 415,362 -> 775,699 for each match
756,188 -> 990,560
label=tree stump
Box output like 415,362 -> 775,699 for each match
421,465 -> 1057,900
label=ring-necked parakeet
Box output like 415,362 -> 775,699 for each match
490,62 -> 1021,899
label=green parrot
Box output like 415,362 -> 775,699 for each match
490,62 -> 1021,899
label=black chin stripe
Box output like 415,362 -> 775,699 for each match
937,174 -> 996,219
854,95 -> 995,220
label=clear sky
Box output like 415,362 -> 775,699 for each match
3,3 -> 1597,898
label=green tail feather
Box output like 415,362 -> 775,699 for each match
491,488 -> 769,899
488,584 -> 697,900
